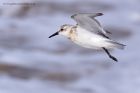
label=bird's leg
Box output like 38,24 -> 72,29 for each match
102,47 -> 118,62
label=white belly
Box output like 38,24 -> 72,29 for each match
73,36 -> 102,49
71,27 -> 111,49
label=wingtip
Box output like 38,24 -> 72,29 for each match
71,14 -> 77,18
97,13 -> 104,16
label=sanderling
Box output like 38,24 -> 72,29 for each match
49,13 -> 125,62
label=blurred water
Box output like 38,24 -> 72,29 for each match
0,0 -> 140,93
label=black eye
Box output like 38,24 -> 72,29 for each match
61,29 -> 64,31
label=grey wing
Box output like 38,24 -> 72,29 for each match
71,13 -> 109,38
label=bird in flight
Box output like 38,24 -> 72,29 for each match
49,13 -> 125,62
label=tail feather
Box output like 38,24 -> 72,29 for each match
108,41 -> 126,49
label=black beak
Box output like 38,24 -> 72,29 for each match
49,31 -> 59,38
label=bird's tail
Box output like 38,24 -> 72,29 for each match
108,41 -> 126,49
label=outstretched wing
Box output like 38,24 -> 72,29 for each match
71,13 -> 109,38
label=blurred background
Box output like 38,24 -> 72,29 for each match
0,0 -> 139,93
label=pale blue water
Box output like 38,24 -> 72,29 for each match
0,0 -> 140,93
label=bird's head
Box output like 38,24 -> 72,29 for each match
49,24 -> 74,38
